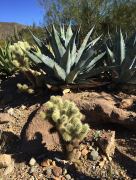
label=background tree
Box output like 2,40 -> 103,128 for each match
39,0 -> 136,35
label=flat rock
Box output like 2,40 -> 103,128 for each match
0,154 -> 12,168
0,113 -> 14,124
63,92 -> 136,129
21,106 -> 63,154
52,166 -> 62,177
119,98 -> 133,109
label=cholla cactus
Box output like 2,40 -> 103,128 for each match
9,41 -> 44,91
17,83 -> 34,94
9,41 -> 31,56
43,96 -> 90,142
9,41 -> 31,68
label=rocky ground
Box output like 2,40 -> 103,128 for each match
0,75 -> 136,180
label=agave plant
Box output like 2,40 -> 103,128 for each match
0,42 -> 17,76
26,24 -> 106,86
106,30 -> 136,84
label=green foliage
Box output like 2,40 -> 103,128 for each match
106,30 -> 136,84
26,24 -> 106,86
40,0 -> 136,35
18,27 -> 45,44
0,40 -> 5,48
42,96 -> 89,142
0,42 -> 17,76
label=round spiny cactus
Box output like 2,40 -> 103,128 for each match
46,101 -> 54,109
22,84 -> 29,90
62,132 -> 72,142
63,100 -> 70,109
58,114 -> 68,124
52,109 -> 61,122
27,88 -> 34,94
73,121 -> 82,134
39,111 -> 46,119
12,60 -> 20,67
77,124 -> 90,141
44,96 -> 90,142
17,83 -> 34,94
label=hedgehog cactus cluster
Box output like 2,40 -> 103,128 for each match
8,41 -> 44,92
43,96 -> 90,142
9,41 -> 31,68
9,41 -> 31,57
17,83 -> 34,94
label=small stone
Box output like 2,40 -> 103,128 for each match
45,168 -> 52,176
97,131 -> 115,157
79,144 -> 84,151
89,146 -> 93,150
29,157 -> 36,166
65,174 -> 71,180
63,168 -> 67,175
41,159 -> 50,167
54,177 -> 60,180
120,98 -> 133,109
61,177 -> 66,180
4,161 -> 14,175
29,166 -> 36,175
81,148 -> 89,156
29,177 -> 35,180
74,149 -> 81,160
21,105 -> 26,110
51,160 -> 56,166
7,108 -> 14,116
52,166 -> 62,177
0,154 -> 12,168
92,165 -> 96,170
90,150 -> 99,161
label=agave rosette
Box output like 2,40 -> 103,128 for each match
106,30 -> 136,84
26,24 -> 106,85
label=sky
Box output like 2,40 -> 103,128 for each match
0,0 -> 44,25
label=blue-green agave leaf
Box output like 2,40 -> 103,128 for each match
83,52 -> 106,72
60,24 -> 65,41
60,30 -> 77,73
29,30 -> 54,59
66,68 -> 80,84
53,63 -> 66,81
65,23 -> 73,47
74,26 -> 94,65
51,25 -> 66,63
25,50 -> 42,64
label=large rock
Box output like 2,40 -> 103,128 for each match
21,106 -> 63,154
63,92 -> 136,129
